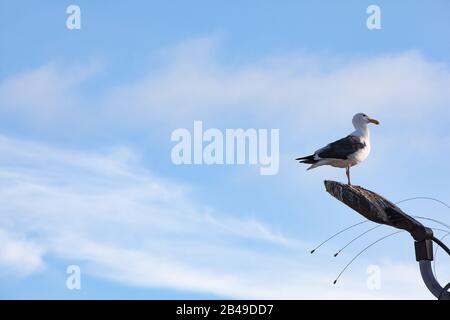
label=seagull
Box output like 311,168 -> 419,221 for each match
296,113 -> 380,185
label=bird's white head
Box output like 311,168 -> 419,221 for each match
353,113 -> 380,126
352,113 -> 380,136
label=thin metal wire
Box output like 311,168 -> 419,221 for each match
434,232 -> 450,280
332,227 -> 447,284
310,220 -> 369,254
414,216 -> 450,229
334,225 -> 381,257
333,231 -> 403,285
333,222 -> 450,258
395,197 -> 450,210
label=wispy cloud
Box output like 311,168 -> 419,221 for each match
102,39 -> 450,133
0,133 -> 442,299
0,229 -> 45,276
0,134 -> 306,295
2,37 -> 450,134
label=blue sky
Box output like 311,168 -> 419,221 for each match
1,1 -> 450,299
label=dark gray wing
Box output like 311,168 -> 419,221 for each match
316,135 -> 366,160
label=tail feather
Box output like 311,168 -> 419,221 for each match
296,154 -> 317,164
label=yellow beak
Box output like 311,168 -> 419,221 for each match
369,118 -> 380,125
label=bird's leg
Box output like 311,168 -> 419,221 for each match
346,165 -> 351,185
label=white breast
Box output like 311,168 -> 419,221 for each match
349,139 -> 371,166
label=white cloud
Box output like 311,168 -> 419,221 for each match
101,40 -> 450,133
2,38 -> 450,134
0,134 -> 443,299
0,229 -> 45,276
0,62 -> 101,124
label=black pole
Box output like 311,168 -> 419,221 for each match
419,261 -> 450,300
